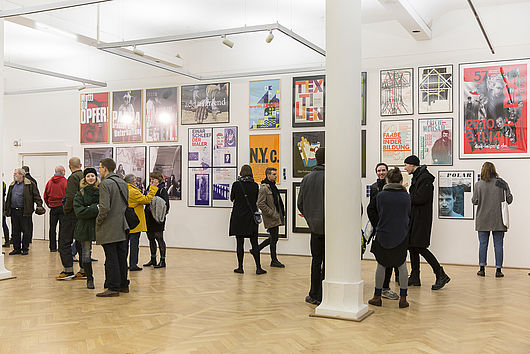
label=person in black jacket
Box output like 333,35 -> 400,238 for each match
2,181 -> 10,247
404,155 -> 450,290
229,165 -> 266,275
143,171 -> 170,269
21,166 -> 38,243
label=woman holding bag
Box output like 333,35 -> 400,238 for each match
472,162 -> 513,278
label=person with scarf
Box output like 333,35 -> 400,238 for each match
256,167 -> 285,268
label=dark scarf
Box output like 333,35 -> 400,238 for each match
238,175 -> 254,183
261,178 -> 284,217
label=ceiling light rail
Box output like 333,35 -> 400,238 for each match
0,0 -> 112,18
5,62 -> 107,87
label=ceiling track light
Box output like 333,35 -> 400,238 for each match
265,29 -> 274,43
221,35 -> 234,48
78,83 -> 87,91
132,45 -> 144,56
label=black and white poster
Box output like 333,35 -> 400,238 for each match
145,87 -> 179,142
181,83 -> 230,124
418,118 -> 453,165
116,146 -> 146,192
380,68 -> 413,116
84,147 -> 113,178
149,146 -> 182,200
438,170 -> 474,219
112,89 -> 143,143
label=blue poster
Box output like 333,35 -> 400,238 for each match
194,174 -> 210,206
249,79 -> 280,129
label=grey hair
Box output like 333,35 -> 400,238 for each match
15,168 -> 26,176
123,174 -> 136,184
55,165 -> 65,174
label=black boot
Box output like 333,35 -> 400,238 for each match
154,258 -> 166,268
84,262 -> 95,289
432,267 -> 450,290
408,271 -> 421,286
143,256 -> 157,267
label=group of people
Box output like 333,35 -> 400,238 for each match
2,157 -> 171,297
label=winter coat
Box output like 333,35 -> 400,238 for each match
145,182 -> 170,232
376,183 -> 411,249
95,173 -> 129,245
472,178 -> 513,232
44,175 -> 67,208
5,177 -> 44,217
408,166 -> 435,248
297,165 -> 325,235
367,178 -> 386,236
257,183 -> 285,229
73,182 -> 99,242
128,183 -> 157,233
229,180 -> 259,237
64,170 -> 84,215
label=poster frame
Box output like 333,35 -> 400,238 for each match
148,145 -> 182,201
180,82 -> 230,125
80,92 -> 110,144
292,182 -> 311,234
145,86 -> 179,143
418,64 -> 454,115
249,78 -> 281,130
379,67 -> 414,117
437,170 -> 475,220
115,145 -> 147,192
111,89 -> 144,144
379,119 -> 414,166
417,117 -> 454,166
292,74 -> 326,128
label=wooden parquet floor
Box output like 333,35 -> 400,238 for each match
1,240 -> 529,354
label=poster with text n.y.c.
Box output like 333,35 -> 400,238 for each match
80,92 -> 109,144
249,134 -> 280,181
380,120 -> 413,166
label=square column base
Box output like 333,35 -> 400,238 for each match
313,279 -> 371,321
0,254 -> 13,280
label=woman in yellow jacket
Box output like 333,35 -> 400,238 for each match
124,174 -> 158,271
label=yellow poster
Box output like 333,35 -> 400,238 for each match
249,134 -> 280,182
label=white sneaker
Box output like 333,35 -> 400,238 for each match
381,288 -> 399,300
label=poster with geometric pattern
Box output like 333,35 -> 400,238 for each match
292,75 -> 325,127
418,65 -> 453,114
249,79 -> 280,129
380,68 -> 413,116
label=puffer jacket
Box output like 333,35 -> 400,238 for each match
128,183 -> 157,233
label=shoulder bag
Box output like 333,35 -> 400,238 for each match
110,178 -> 140,230
238,181 -> 262,224
501,189 -> 510,229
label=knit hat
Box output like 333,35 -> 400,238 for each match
404,155 -> 420,166
83,167 -> 98,177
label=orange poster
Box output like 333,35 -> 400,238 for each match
249,134 -> 280,182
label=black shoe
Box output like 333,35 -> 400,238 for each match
432,267 -> 451,290
8,250 -> 21,255
408,272 -> 421,286
305,295 -> 321,305
495,269 -> 504,278
50,249 -> 57,252
2,243 -> 9,248
270,260 -> 285,268
256,268 -> 267,275
477,269 -> 485,277
129,266 -> 143,271
234,268 -> 244,274
154,260 -> 166,268
21,250 -> 29,255
91,258 -> 98,262
143,258 -> 156,267
87,279 -> 95,289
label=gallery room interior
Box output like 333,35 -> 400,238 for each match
0,0 -> 529,352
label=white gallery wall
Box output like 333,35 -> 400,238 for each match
3,2 -> 530,267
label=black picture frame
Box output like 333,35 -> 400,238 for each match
361,72 -> 367,125
292,75 -> 326,128
418,64 -> 453,115
417,117 -> 453,166
292,182 -> 311,234
379,119 -> 414,166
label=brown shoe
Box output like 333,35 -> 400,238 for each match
399,296 -> 409,308
96,289 -> 119,297
120,287 -> 129,293
368,296 -> 382,306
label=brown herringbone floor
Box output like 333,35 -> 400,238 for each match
1,240 -> 529,353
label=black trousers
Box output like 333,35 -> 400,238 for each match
49,206 -> 64,251
309,233 -> 325,302
409,247 -> 441,274
58,213 -> 78,269
235,235 -> 261,269
10,208 -> 31,251
103,240 -> 129,292
2,214 -> 9,244
258,225 -> 280,261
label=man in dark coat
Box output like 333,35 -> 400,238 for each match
404,155 -> 450,290
21,166 -> 38,243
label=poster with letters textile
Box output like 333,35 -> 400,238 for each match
112,89 -> 143,143
181,83 -> 230,124
292,75 -> 325,127
418,118 -> 453,165
438,171 -> 474,219
145,87 -> 179,142
249,79 -> 280,129
380,120 -> 413,166
80,92 -> 109,144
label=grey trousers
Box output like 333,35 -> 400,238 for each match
375,262 -> 408,291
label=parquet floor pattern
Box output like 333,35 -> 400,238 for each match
1,240 -> 529,353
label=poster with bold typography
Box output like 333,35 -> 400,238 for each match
188,128 -> 212,168
249,79 -> 280,129
145,87 -> 179,142
292,182 -> 310,233
181,83 -> 230,124
419,65 -> 453,114
438,171 -> 474,219
259,189 -> 287,239
249,134 -> 280,182
460,59 -> 528,158
84,147 -> 112,178
292,131 -> 324,178
188,168 -> 211,207
116,146 -> 146,193
212,168 -> 237,208
112,89 -> 143,143
380,68 -> 413,116
80,92 -> 109,144
418,118 -> 453,165
292,75 -> 325,127
380,120 -> 413,165
213,127 -> 238,167
149,146 -> 182,200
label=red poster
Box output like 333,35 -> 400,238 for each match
80,92 -> 109,144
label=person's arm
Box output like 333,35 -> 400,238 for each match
297,180 -> 304,216
74,191 -> 99,219
409,179 -> 433,206
31,183 -> 44,208
131,185 -> 158,206
471,182 -> 479,205
366,185 -> 379,228
43,181 -> 50,207
96,182 -> 110,226
257,186 -> 275,217
63,175 -> 78,214
160,187 -> 170,213
495,178 -> 513,204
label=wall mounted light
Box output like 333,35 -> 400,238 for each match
221,35 -> 234,48
265,29 -> 274,43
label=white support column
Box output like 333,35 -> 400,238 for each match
314,0 -> 370,321
0,19 -> 14,281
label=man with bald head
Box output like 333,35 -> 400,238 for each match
44,165 -> 67,252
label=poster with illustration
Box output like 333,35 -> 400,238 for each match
116,146 -> 146,192
292,131 -> 325,178
188,128 -> 212,168
213,127 -> 238,167
249,79 -> 280,129
112,89 -> 143,143
181,83 -> 230,124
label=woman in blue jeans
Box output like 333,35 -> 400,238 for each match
472,162 -> 513,278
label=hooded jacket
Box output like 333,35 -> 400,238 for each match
44,175 -> 67,208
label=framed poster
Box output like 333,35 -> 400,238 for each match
292,131 -> 325,178
80,92 -> 109,144
292,182 -> 310,234
438,171 -> 475,219
249,134 -> 280,182
112,89 -> 143,143
116,146 -> 146,192
292,75 -> 325,127
418,118 -> 453,165
380,120 -> 413,166
361,72 -> 367,125
181,83 -> 230,124
361,130 -> 367,178
213,127 -> 238,168
380,68 -> 413,116
188,168 -> 212,207
459,59 -> 528,159
212,168 -> 237,208
145,87 -> 179,142
418,65 -> 453,114
149,146 -> 182,200
249,79 -> 280,129
84,147 -> 113,178
188,128 -> 213,168
258,189 -> 288,239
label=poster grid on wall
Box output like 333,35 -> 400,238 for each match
418,64 -> 453,114
361,72 -> 367,125
292,131 -> 325,178
380,119 -> 414,166
249,79 -> 280,130
111,89 -> 143,143
292,75 -> 325,127
249,134 -> 280,183
380,68 -> 414,116
181,83 -> 230,125
145,87 -> 179,142
418,118 -> 453,166
292,182 -> 310,233
115,146 -> 147,192
80,92 -> 110,144
437,170 -> 475,220
258,189 -> 288,239
459,58 -> 528,159
149,145 -> 182,200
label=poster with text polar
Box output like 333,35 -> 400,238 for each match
116,146 -> 146,193
292,75 -> 325,127
460,59 -> 528,159
212,127 -> 238,167
84,147 -> 112,178
212,168 -> 237,208
145,87 -> 179,142
292,182 -> 310,233
188,168 -> 212,207
188,128 -> 212,168
292,131 -> 325,178
181,83 -> 230,124
380,120 -> 413,166
418,118 -> 453,165
112,90 -> 143,143
249,79 -> 280,129
259,189 -> 287,239
80,92 -> 109,144
438,171 -> 474,219
149,146 -> 182,200
249,134 -> 280,182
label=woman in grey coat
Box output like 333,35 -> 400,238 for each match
472,162 -> 513,278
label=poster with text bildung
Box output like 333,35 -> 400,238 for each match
145,87 -> 178,142
212,127 -> 238,168
259,189 -> 287,239
149,146 -> 182,200
212,168 -> 237,208
438,171 -> 474,219
188,128 -> 212,168
181,83 -> 230,124
419,65 -> 453,114
81,92 -> 109,144
249,134 -> 280,182
292,75 -> 325,127
460,59 -> 528,159
418,118 -> 453,165
112,89 -> 143,143
380,120 -> 413,165
292,131 -> 325,178
188,168 -> 211,207
250,79 -> 280,129
380,68 -> 413,116
116,146 -> 146,193
84,147 -> 112,178
292,182 -> 310,233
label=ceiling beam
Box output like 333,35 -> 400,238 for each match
5,62 -> 107,87
466,0 -> 495,54
0,0 -> 112,18
5,85 -> 99,95
378,0 -> 432,40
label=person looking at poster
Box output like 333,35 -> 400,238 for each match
3,181 -> 10,247
472,162 -> 513,278
438,187 -> 463,218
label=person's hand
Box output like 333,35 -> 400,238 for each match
495,179 -> 509,190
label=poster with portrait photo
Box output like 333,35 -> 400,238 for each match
292,182 -> 310,233
212,127 -> 238,168
188,168 -> 211,207
438,170 -> 474,219
292,131 -> 325,178
84,147 -> 113,178
188,128 -> 212,168
149,146 -> 182,200
181,83 -> 230,124
80,92 -> 109,144
380,119 -> 413,166
145,87 -> 178,142
116,146 -> 146,193
112,89 -> 143,143
418,118 -> 453,165
212,168 -> 237,208
259,189 -> 287,239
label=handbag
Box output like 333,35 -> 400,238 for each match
110,178 -> 140,230
238,181 -> 262,224
501,190 -> 510,229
